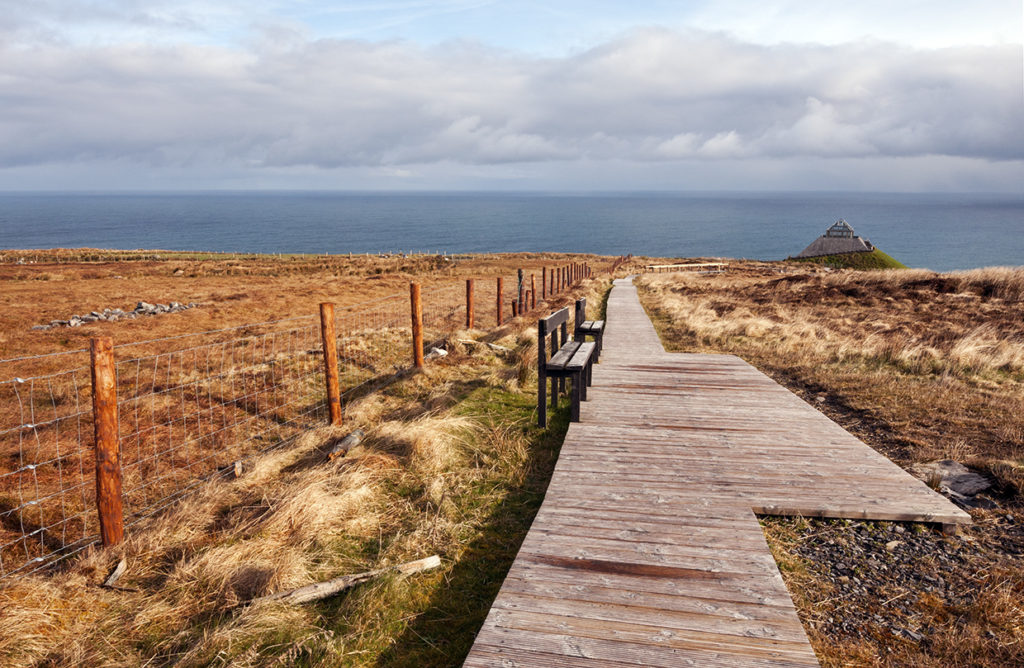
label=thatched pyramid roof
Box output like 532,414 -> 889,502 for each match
796,219 -> 874,258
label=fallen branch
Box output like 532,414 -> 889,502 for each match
103,559 -> 126,587
327,428 -> 364,461
254,554 -> 441,605
457,339 -> 512,353
97,558 -> 139,592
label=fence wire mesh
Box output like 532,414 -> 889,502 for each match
115,320 -> 326,527
0,368 -> 95,577
334,293 -> 410,401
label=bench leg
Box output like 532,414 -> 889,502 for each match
550,376 -> 557,409
538,371 -> 547,428
570,372 -> 581,421
580,368 -> 588,401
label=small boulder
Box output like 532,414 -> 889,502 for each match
31,325 -> 50,331
909,460 -> 991,496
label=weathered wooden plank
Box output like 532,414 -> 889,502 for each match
476,609 -> 820,662
549,341 -> 583,369
490,593 -> 812,643
565,342 -> 596,371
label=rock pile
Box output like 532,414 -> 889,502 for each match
32,301 -> 198,330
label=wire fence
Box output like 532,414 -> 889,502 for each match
115,321 -> 326,525
0,262 -> 601,578
1,368 -> 95,576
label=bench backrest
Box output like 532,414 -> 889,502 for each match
538,307 -> 570,364
574,299 -> 587,328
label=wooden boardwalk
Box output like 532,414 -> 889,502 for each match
464,278 -> 970,667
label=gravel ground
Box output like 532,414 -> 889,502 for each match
763,508 -> 1024,663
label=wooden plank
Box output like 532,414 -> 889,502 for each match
548,341 -> 583,369
565,342 -> 595,371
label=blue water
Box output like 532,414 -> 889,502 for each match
1,191 -> 1021,272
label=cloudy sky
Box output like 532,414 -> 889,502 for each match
1,1 -> 1022,191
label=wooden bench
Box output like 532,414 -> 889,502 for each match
538,307 -> 596,427
574,298 -> 605,362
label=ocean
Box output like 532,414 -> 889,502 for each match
1,191 -> 1021,272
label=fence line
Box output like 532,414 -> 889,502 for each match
0,259 -> 605,578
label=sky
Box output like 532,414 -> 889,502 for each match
0,1 -> 1022,192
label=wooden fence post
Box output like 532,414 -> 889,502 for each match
90,337 -> 123,547
531,275 -> 536,310
496,277 -> 503,326
517,268 -> 524,314
511,300 -> 518,318
410,283 -> 424,368
542,267 -> 547,300
465,279 -> 474,329
319,303 -> 343,426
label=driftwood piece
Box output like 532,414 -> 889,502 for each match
103,558 -> 127,587
255,554 -> 441,605
327,429 -> 365,461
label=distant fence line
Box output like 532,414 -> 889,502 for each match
0,259 -> 603,578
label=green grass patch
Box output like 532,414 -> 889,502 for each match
788,248 -> 907,270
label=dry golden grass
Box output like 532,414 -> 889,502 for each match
0,360 -> 487,665
636,260 -> 1024,666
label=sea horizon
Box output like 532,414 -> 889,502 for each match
2,190 -> 1022,272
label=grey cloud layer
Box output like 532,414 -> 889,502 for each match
1,28 -> 1021,171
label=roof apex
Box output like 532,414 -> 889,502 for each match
826,219 -> 855,238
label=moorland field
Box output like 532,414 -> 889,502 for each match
1,250 -> 1021,666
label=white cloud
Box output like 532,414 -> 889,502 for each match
0,25 -> 1021,189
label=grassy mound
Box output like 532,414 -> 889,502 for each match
789,248 -> 907,270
